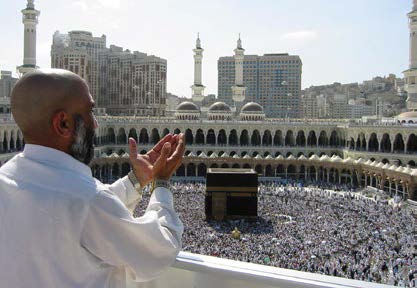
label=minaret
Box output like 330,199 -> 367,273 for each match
191,33 -> 205,105
404,0 -> 417,111
17,0 -> 40,76
232,34 -> 246,110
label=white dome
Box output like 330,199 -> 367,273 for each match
209,102 -> 231,112
176,101 -> 200,111
241,102 -> 264,113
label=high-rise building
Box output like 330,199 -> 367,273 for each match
0,71 -> 18,99
18,0 -> 40,75
0,71 -> 17,114
98,45 -> 166,116
51,30 -> 106,104
218,51 -> 302,118
348,99 -> 374,119
51,31 -> 166,116
329,94 -> 349,119
301,94 -> 319,119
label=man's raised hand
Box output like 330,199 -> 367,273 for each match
129,133 -> 176,186
128,133 -> 184,186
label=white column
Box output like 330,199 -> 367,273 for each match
18,0 -> 40,75
404,1 -> 417,110
191,34 -> 205,104
232,35 -> 246,108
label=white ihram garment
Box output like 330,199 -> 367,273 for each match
0,144 -> 183,288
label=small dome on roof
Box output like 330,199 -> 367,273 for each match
298,155 -> 307,161
199,152 -> 207,158
403,166 -> 412,174
287,155 -> 296,160
389,164 -> 398,171
176,101 -> 199,111
396,166 -> 405,173
331,156 -> 342,163
110,152 -> 119,158
376,162 -> 384,168
320,155 -> 330,161
241,102 -> 263,113
221,152 -> 230,158
343,157 -> 353,164
209,152 -> 218,158
398,110 -> 417,118
209,101 -> 231,112
309,155 -> 320,161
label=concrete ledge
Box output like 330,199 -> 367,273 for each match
129,252 -> 395,288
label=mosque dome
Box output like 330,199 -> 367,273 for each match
209,102 -> 232,112
397,110 -> 417,123
241,102 -> 264,113
176,101 -> 200,111
207,102 -> 232,121
175,101 -> 200,120
240,101 -> 265,121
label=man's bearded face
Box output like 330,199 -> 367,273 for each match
69,114 -> 95,165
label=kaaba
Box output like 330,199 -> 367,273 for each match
205,168 -> 258,221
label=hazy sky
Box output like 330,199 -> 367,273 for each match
0,0 -> 411,97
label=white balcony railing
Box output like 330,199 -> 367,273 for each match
129,252 -> 395,288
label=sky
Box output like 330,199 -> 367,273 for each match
0,0 -> 411,98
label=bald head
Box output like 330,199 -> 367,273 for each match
11,69 -> 88,142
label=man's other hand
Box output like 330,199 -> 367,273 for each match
153,133 -> 185,181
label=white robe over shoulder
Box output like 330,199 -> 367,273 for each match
0,144 -> 183,288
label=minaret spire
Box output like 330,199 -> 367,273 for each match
232,34 -> 246,110
191,33 -> 205,105
237,33 -> 242,49
27,0 -> 35,9
196,32 -> 201,49
18,0 -> 40,76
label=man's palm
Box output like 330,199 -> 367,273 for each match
129,134 -> 179,186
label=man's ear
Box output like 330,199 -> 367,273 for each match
51,111 -> 73,138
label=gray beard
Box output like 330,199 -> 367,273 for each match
69,115 -> 95,165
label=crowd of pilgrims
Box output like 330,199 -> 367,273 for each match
134,180 -> 417,287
